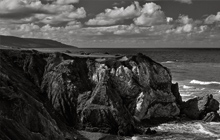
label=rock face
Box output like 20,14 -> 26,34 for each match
181,94 -> 220,121
3,49 -> 214,138
77,54 -> 180,135
0,50 -> 85,140
41,53 -> 92,127
171,83 -> 182,105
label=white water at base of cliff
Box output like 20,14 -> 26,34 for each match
127,121 -> 220,140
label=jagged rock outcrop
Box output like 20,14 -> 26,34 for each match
5,49 -> 219,138
78,54 -> 180,135
0,50 -> 182,137
171,83 -> 182,105
181,94 -> 220,121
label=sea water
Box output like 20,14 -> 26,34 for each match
76,48 -> 220,139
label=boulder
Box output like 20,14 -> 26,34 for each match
181,94 -> 219,120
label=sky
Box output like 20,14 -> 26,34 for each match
0,0 -> 220,48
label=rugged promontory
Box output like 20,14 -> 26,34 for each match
0,49 -> 219,140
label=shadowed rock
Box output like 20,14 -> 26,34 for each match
0,50 -> 86,140
181,94 -> 220,120
0,50 -> 181,137
2,49 -> 219,139
202,112 -> 220,122
171,83 -> 182,105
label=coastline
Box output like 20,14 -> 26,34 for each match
0,47 -> 219,138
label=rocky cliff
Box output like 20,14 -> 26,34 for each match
0,49 -> 219,139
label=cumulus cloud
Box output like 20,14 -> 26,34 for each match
175,0 -> 192,4
197,25 -> 208,33
175,24 -> 193,33
205,12 -> 220,24
0,0 -> 49,19
166,17 -> 173,23
40,7 -> 86,25
114,24 -> 141,35
178,15 -> 193,24
0,0 -> 86,26
86,1 -> 166,26
86,1 -> 141,26
166,15 -> 195,34
134,2 -> 165,26
19,23 -> 40,32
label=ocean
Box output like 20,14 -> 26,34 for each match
76,48 -> 220,139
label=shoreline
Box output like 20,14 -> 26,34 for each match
0,47 -> 220,139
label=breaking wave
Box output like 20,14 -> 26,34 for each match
190,80 -> 220,85
182,85 -> 195,89
161,61 -> 175,64
194,123 -> 219,137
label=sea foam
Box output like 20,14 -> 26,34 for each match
183,85 -> 194,89
190,80 -> 220,85
195,124 -> 219,137
161,61 -> 175,64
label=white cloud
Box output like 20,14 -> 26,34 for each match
19,23 -> 40,32
178,15 -> 193,24
0,0 -> 86,26
166,15 -> 195,34
0,0 -> 45,16
134,2 -> 165,26
41,7 -> 86,25
175,0 -> 192,4
86,1 -> 166,26
166,17 -> 173,23
86,19 -> 117,26
197,25 -> 208,33
205,12 -> 220,24
114,24 -> 141,35
56,0 -> 79,5
175,24 -> 193,33
86,1 -> 141,26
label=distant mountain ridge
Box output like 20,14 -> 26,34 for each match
0,35 -> 77,48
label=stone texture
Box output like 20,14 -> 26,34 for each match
202,112 -> 220,122
4,49 -> 218,138
78,53 -> 180,135
0,50 -> 87,140
171,83 -> 182,105
181,94 -> 220,120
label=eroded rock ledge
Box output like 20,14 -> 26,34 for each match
0,49 -> 219,139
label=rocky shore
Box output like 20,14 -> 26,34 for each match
0,49 -> 219,140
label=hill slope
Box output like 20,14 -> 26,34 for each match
0,35 -> 76,48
